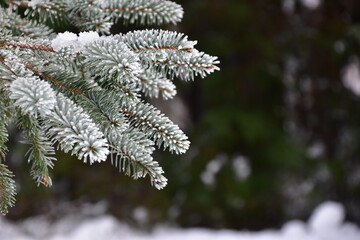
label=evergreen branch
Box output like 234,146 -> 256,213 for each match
151,51 -> 220,81
118,30 -> 220,81
122,29 -> 196,53
23,62 -> 84,95
123,128 -> 155,154
0,108 -> 8,163
108,130 -> 166,189
17,114 -> 55,187
67,0 -> 113,33
38,61 -> 98,97
100,0 -> 183,25
0,8 -> 54,38
83,39 -> 142,86
0,55 -> 17,79
0,82 -> 13,120
45,94 -> 109,164
78,91 -> 130,135
6,0 -> 67,14
78,91 -> 163,187
137,69 -> 176,99
0,163 -> 16,215
0,0 -> 219,213
119,100 -> 190,154
9,76 -> 56,117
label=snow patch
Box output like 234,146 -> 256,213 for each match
308,201 -> 345,231
282,220 -> 307,239
78,32 -> 101,47
1,201 -> 360,240
51,31 -> 100,52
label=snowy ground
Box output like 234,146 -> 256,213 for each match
1,201 -> 360,240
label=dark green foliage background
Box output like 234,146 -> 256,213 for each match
6,0 -> 360,230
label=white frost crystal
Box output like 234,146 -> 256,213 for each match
9,76 -> 56,117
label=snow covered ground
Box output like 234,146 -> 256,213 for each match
1,201 -> 360,240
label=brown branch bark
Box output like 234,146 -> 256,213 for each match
22,63 -> 84,95
154,60 -> 216,70
133,46 -> 192,53
0,43 -> 55,52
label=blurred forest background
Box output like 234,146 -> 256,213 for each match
5,0 -> 360,230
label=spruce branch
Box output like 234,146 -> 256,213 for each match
119,100 -> 190,154
78,90 -> 130,135
0,7 -> 54,38
5,0 -> 66,13
68,0 -> 113,33
137,69 -> 177,100
100,0 -> 183,25
7,0 -> 69,26
120,29 -> 220,81
0,55 -> 18,83
122,128 -> 155,154
70,89 -> 164,186
122,29 -> 196,54
0,0 -> 219,213
45,94 -> 109,164
23,62 -> 85,95
9,76 -> 56,117
78,91 -> 164,187
108,130 -> 166,189
151,50 -> 220,81
83,39 -> 142,87
0,163 -> 16,215
17,114 -> 56,187
0,109 -> 8,163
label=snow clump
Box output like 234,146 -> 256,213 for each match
51,31 -> 100,52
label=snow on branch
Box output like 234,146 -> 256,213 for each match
0,0 -> 219,213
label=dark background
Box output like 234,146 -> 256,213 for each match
6,0 -> 360,230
